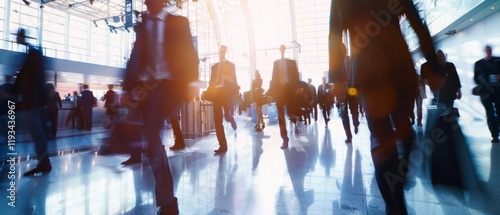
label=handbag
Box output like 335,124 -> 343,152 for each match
202,85 -> 216,101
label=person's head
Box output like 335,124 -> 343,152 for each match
485,45 -> 493,59
82,84 -> 89,90
219,45 -> 227,61
322,76 -> 327,84
14,28 -> 30,45
45,83 -> 55,94
279,44 -> 286,58
436,50 -> 446,65
108,84 -> 114,90
307,78 -> 312,85
145,0 -> 165,15
73,91 -> 78,96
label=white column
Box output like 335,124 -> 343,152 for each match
3,0 -> 12,49
288,0 -> 298,61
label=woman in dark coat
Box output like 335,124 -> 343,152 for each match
45,83 -> 62,138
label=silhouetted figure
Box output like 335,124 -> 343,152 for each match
436,50 -> 462,109
410,75 -> 426,127
307,78 -> 318,122
122,0 -> 199,213
209,45 -> 238,154
473,45 -> 500,143
45,83 -> 62,138
329,1 -> 440,214
65,91 -> 81,128
12,28 -> 52,176
80,84 -> 94,130
252,70 -> 265,131
267,44 -> 300,149
317,76 -> 333,127
333,44 -> 353,143
102,84 -> 119,127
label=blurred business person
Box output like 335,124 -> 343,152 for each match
122,0 -> 199,213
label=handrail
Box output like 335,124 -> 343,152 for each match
0,38 -> 126,68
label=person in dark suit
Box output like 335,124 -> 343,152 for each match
267,44 -> 300,149
410,74 -> 426,127
317,76 -> 333,127
474,45 -> 500,143
252,70 -> 265,131
307,78 -> 318,122
45,83 -> 62,138
436,50 -> 462,109
209,45 -> 238,153
329,1 -> 440,214
102,84 -> 119,126
122,0 -> 199,213
80,84 -> 94,130
9,28 -> 52,176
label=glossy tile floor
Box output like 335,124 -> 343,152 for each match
0,107 -> 499,215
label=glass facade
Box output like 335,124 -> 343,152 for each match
0,0 -> 494,89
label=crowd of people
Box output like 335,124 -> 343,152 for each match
2,0 -> 500,214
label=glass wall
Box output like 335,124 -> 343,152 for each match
174,0 -> 332,91
42,7 -> 67,59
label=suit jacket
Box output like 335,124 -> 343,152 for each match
80,90 -> 94,110
268,58 -> 299,98
14,45 -> 47,110
474,57 -> 500,87
308,84 -> 317,102
209,61 -> 238,96
317,83 -> 332,105
124,12 -> 199,100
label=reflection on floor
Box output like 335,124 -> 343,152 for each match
0,109 -> 499,215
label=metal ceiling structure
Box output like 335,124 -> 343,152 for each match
31,0 -> 184,22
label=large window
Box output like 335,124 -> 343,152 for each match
68,15 -> 89,62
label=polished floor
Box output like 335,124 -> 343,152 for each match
0,106 -> 499,215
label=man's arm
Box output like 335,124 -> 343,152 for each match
401,0 -> 438,68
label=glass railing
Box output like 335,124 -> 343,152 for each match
0,38 -> 127,68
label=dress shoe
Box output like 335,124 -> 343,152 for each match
345,138 -> 352,144
23,164 -> 52,176
492,137 -> 500,143
280,143 -> 288,149
417,122 -> 423,127
121,158 -> 142,165
354,126 -> 359,134
214,147 -> 228,153
169,145 -> 185,150
155,197 -> 179,215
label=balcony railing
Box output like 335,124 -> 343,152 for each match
1,38 -> 127,68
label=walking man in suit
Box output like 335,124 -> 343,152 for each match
307,78 -> 318,122
267,44 -> 300,149
4,28 -> 52,176
80,84 -> 94,130
329,0 -> 440,214
209,45 -> 238,154
317,76 -> 332,127
474,45 -> 500,143
123,0 -> 199,213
